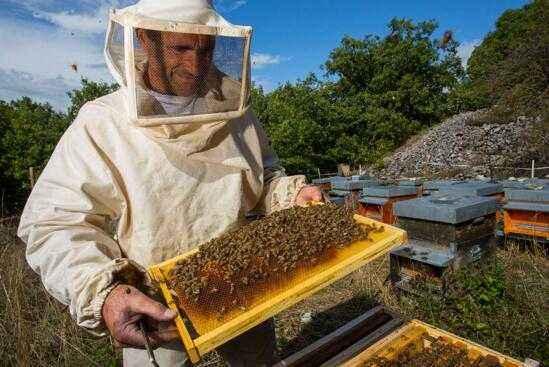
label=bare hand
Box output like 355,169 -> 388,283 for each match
295,185 -> 324,206
102,284 -> 179,349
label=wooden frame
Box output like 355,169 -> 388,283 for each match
148,215 -> 407,364
342,320 -> 526,367
274,306 -> 403,367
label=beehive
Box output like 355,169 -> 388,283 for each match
342,320 -> 527,367
311,177 -> 333,191
391,196 -> 497,284
504,187 -> 549,240
148,215 -> 407,363
398,179 -> 424,196
358,186 -> 419,224
331,179 -> 379,203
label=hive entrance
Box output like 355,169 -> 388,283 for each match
167,205 -> 381,335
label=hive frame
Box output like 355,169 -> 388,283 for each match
148,215 -> 407,364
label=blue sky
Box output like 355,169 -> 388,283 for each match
0,0 -> 529,111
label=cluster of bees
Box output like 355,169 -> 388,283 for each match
364,338 -> 503,367
169,204 -> 374,316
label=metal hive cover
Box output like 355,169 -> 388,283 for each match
394,195 -> 497,224
333,179 -> 378,191
423,180 -> 459,190
359,197 -> 389,206
364,185 -> 418,198
398,179 -> 423,187
505,189 -> 549,203
312,177 -> 332,185
437,182 -> 503,196
329,176 -> 349,184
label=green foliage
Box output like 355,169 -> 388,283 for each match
67,78 -> 118,122
465,0 -> 549,121
0,79 -> 118,214
0,98 -> 67,213
255,18 -> 464,175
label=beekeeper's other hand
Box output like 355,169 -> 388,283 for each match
102,284 -> 179,348
295,185 -> 324,207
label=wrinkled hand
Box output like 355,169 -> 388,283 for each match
295,185 -> 324,207
102,284 -> 179,349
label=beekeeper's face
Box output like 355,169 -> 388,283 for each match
137,29 -> 215,97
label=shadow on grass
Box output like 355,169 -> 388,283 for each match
277,294 -> 379,358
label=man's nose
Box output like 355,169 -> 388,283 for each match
187,51 -> 206,76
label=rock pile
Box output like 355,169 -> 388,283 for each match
380,111 -> 541,179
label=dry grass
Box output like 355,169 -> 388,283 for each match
1,220 -> 547,366
0,222 -> 120,367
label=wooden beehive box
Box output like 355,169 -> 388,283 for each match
147,215 -> 407,364
342,320 -> 527,367
358,186 -> 420,225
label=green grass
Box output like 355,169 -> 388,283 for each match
398,245 -> 548,365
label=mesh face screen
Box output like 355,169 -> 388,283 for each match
106,21 -> 126,85
132,29 -> 246,119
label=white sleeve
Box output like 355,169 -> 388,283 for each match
17,108 -> 144,335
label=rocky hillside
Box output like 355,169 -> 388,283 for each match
379,111 -> 546,179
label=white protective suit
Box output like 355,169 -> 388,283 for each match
18,0 -> 306,365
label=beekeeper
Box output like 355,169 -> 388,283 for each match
17,0 -> 322,365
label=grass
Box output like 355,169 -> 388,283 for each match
1,220 -> 548,366
0,221 -> 120,367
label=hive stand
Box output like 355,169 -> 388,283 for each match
358,186 -> 419,224
390,195 -> 497,286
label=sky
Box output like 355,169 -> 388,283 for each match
0,0 -> 529,112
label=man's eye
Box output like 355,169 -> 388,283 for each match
172,46 -> 191,53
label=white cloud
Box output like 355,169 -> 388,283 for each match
217,0 -> 247,12
0,69 -> 74,110
252,76 -> 277,92
0,18 -> 114,111
32,6 -> 109,34
457,39 -> 481,69
251,53 -> 288,69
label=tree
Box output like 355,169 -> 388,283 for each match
255,18 -> 465,175
466,0 -> 549,120
0,79 -> 119,214
66,78 -> 118,122
0,98 -> 66,213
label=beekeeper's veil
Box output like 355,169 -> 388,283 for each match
105,0 -> 252,126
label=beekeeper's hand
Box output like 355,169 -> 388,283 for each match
295,185 -> 324,206
102,284 -> 179,348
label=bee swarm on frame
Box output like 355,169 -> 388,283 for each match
168,204 -> 378,316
